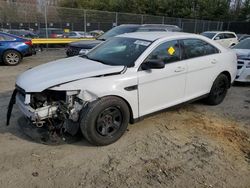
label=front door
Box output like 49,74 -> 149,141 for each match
138,40 -> 187,116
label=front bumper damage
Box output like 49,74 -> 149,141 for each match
16,94 -> 58,122
7,87 -> 88,144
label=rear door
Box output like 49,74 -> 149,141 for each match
214,33 -> 226,47
181,38 -> 220,99
224,33 -> 238,47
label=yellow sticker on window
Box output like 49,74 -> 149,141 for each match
168,46 -> 175,55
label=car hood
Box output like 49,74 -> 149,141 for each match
69,40 -> 102,48
234,49 -> 250,59
16,56 -> 125,92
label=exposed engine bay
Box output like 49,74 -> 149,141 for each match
7,87 -> 88,144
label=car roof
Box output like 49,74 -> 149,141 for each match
141,24 -> 180,28
117,32 -> 196,41
0,31 -> 25,39
203,31 -> 236,34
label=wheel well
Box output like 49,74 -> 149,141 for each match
103,95 -> 134,124
3,49 -> 23,58
221,71 -> 231,87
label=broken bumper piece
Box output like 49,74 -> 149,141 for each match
16,93 -> 58,121
18,116 -> 81,145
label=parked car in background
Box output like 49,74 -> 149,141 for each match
232,38 -> 250,82
237,34 -> 250,42
10,32 -> 237,145
0,32 -> 34,65
66,24 -> 182,57
89,30 -> 104,38
201,31 -> 238,48
63,31 -> 94,39
7,29 -> 38,39
37,28 -> 64,38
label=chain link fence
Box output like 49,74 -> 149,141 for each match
0,1 -> 244,37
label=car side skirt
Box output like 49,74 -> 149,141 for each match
131,94 -> 209,124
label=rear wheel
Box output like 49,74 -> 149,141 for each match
3,50 -> 22,66
205,74 -> 229,105
80,96 -> 130,146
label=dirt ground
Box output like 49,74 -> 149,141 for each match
0,49 -> 249,188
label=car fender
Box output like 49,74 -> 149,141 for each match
3,48 -> 23,57
210,50 -> 237,87
50,71 -> 139,119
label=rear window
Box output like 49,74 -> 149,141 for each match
98,26 -> 139,40
0,34 -> 15,41
201,32 -> 216,39
224,33 -> 236,39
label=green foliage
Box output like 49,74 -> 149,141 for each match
59,0 -> 250,21
238,0 -> 250,20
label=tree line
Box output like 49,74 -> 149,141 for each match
60,0 -> 250,21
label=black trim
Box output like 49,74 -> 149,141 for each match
124,85 -> 138,91
6,89 -> 17,126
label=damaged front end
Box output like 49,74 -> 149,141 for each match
7,86 -> 88,144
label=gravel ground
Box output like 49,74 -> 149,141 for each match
0,49 -> 249,188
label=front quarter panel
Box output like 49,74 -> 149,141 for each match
50,69 -> 139,118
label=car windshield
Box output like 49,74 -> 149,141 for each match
201,32 -> 216,39
98,26 -> 139,40
233,39 -> 250,49
83,37 -> 151,67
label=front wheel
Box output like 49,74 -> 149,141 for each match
205,74 -> 229,105
3,50 -> 22,66
80,96 -> 130,146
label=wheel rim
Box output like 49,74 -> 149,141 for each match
214,79 -> 227,99
96,106 -> 122,137
6,53 -> 19,65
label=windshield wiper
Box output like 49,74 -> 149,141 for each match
80,54 -> 89,59
80,55 -> 107,65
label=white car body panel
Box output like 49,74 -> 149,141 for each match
16,32 -> 237,121
137,61 -> 187,116
16,56 -> 124,92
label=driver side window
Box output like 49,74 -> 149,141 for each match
146,40 -> 181,64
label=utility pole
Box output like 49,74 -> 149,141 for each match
44,0 -> 48,38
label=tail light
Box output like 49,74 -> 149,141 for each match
24,40 -> 32,46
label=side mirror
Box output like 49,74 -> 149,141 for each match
141,59 -> 165,70
214,36 -> 220,40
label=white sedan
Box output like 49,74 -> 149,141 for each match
232,38 -> 250,82
63,31 -> 94,39
8,32 -> 237,146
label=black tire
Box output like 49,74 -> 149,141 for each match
80,96 -> 130,146
3,50 -> 22,66
205,74 -> 229,105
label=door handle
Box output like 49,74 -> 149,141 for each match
174,67 -> 185,72
211,59 -> 217,64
